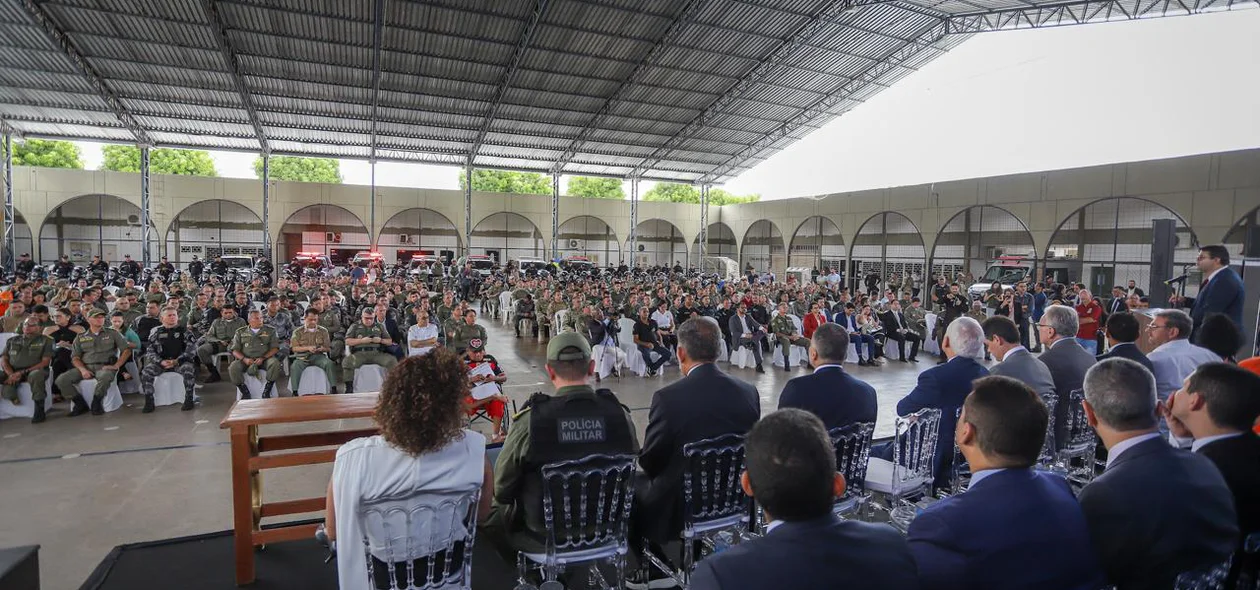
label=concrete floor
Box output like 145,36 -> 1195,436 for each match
0,317 -> 951,590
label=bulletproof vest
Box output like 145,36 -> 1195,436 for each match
521,388 -> 634,534
153,326 -> 188,360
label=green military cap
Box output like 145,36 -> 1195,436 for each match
546,331 -> 590,362
87,307 -> 106,318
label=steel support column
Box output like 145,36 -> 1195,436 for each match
628,177 -> 639,266
699,184 -> 710,262
261,153 -> 271,258
464,166 -> 473,256
370,159 -> 377,248
551,172 -> 560,258
2,132 -> 13,274
140,146 -> 151,267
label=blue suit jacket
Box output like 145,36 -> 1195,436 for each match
1188,266 -> 1245,333
691,515 -> 919,590
907,469 -> 1105,590
895,356 -> 989,488
778,365 -> 877,431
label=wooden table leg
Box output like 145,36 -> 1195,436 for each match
231,425 -> 256,585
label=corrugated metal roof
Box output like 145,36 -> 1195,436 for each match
0,0 -> 1239,184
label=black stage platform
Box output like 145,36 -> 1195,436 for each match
80,526 -> 519,590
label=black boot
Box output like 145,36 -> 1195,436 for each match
32,401 -> 46,424
181,391 -> 195,411
69,395 -> 90,417
90,395 -> 104,415
262,382 -> 274,399
142,395 -> 155,413
237,384 -> 251,400
205,367 -> 222,383
344,382 -> 354,394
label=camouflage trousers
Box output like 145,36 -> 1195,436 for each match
140,360 -> 196,397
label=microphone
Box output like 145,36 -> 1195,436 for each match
1164,274 -> 1189,285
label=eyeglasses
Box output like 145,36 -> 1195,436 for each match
1148,324 -> 1171,331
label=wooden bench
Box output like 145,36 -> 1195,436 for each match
220,393 -> 380,585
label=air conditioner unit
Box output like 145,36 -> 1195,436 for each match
398,234 -> 412,244
326,232 -> 342,244
568,239 -> 581,249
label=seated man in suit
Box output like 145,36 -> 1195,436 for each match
630,317 -> 760,590
1036,305 -> 1096,450
907,375 -> 1103,590
982,316 -> 1054,401
1078,358 -> 1237,589
887,317 -> 990,490
834,304 -> 875,366
690,409 -> 918,590
1097,312 -> 1153,372
778,323 -> 876,431
1166,362 -> 1260,579
727,303 -> 766,374
879,299 -> 922,362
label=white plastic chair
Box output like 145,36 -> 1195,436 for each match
296,366 -> 331,396
151,372 -> 186,407
77,379 -> 123,413
0,381 -> 53,420
617,318 -> 651,377
353,364 -> 388,394
498,292 -> 513,325
552,309 -> 569,333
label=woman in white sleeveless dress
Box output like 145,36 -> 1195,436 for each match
325,349 -> 493,589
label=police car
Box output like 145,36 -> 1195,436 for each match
290,252 -> 334,276
455,255 -> 495,277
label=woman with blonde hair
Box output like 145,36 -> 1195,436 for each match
325,349 -> 493,590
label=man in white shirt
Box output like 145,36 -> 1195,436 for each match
1146,309 -> 1219,403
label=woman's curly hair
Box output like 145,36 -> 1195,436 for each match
375,348 -> 470,456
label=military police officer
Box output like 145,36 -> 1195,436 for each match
2,317 -> 54,423
341,308 -> 398,393
55,308 -> 131,416
770,303 -> 810,371
481,332 -> 639,563
228,309 -> 283,399
197,303 -> 246,382
312,296 -> 346,362
452,308 -> 487,353
141,308 -> 198,412
290,308 -> 340,394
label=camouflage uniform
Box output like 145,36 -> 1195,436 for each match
141,325 -> 197,411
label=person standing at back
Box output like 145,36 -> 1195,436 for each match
907,376 -> 1104,590
690,409 -> 919,590
778,323 -> 876,431
1078,358 -> 1237,589
1170,245 -> 1245,340
629,317 -> 760,590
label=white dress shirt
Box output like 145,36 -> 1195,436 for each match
651,310 -> 673,330
1147,339 -> 1220,401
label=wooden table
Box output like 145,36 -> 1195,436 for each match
219,393 -> 380,585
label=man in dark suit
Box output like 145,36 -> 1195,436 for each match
690,409 -> 918,590
630,316 -> 760,589
1036,305 -> 1097,449
982,316 -> 1055,401
1167,362 -> 1260,579
1079,358 -> 1238,589
879,299 -> 921,362
1172,245 -> 1246,340
726,303 -> 766,373
779,323 -> 876,430
1097,312 -> 1153,372
908,376 -> 1104,590
893,316 -> 990,489
1107,285 -> 1130,316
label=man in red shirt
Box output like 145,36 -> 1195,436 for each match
802,301 -> 829,339
1074,288 -> 1102,355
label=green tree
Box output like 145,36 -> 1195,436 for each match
641,182 -> 700,203
101,146 -> 217,176
709,188 -> 760,205
457,169 -> 551,195
1,139 -> 84,169
253,155 -> 342,183
566,176 -> 624,199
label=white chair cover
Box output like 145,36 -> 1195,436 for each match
0,381 -> 53,420
923,313 -> 940,356
78,379 -> 123,412
728,343 -> 755,369
617,317 -> 652,377
118,360 -> 141,394
353,364 -> 388,394
240,370 -> 269,400
151,372 -> 186,407
296,366 -> 330,396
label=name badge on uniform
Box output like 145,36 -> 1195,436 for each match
557,416 -> 606,443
